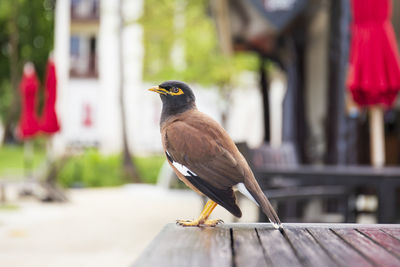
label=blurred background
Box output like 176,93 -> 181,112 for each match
0,0 -> 400,266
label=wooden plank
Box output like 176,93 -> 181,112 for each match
257,228 -> 302,267
218,223 -> 277,230
382,228 -> 400,240
333,228 -> 400,267
357,228 -> 400,257
307,228 -> 373,267
284,228 -> 337,267
218,223 -> 400,231
232,228 -> 269,267
282,223 -> 400,229
133,224 -> 232,267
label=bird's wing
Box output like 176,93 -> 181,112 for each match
163,120 -> 243,217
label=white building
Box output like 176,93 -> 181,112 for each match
53,0 -> 264,156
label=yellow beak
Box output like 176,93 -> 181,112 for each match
148,86 -> 168,95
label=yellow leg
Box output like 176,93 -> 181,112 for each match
176,199 -> 223,227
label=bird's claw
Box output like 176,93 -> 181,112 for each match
202,219 -> 224,227
176,218 -> 224,227
176,219 -> 199,227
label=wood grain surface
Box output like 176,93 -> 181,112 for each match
133,223 -> 400,267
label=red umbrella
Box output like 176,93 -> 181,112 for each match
347,0 -> 400,107
347,0 -> 400,166
40,57 -> 60,134
17,63 -> 40,139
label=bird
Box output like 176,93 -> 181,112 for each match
149,80 -> 282,229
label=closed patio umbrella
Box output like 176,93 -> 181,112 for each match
40,56 -> 60,134
17,63 -> 40,183
347,0 -> 400,166
17,63 -> 40,139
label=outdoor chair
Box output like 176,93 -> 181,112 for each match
239,142 -> 353,223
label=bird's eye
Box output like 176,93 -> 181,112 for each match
172,87 -> 179,93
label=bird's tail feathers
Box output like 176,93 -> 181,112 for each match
244,179 -> 282,229
235,183 -> 258,206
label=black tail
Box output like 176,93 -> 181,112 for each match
244,177 -> 282,229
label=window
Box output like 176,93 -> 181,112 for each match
71,0 -> 99,20
69,35 -> 98,78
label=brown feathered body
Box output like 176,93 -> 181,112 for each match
161,108 -> 280,225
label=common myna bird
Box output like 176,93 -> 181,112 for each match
149,80 -> 281,229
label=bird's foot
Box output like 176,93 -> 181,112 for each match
201,219 -> 224,227
176,219 -> 224,227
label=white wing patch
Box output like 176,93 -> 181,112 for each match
235,183 -> 259,206
172,161 -> 198,177
166,150 -> 198,177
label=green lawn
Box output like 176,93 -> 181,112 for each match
0,145 -> 46,177
0,204 -> 19,211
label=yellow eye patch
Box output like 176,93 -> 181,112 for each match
169,88 -> 184,96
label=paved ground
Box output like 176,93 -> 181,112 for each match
0,185 -> 258,267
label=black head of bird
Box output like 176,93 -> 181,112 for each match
148,80 -> 196,121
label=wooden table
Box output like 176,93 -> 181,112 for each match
133,223 -> 400,267
254,165 -> 400,223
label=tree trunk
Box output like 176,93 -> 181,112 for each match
219,84 -> 232,129
118,0 -> 141,183
292,30 -> 309,163
324,0 -> 350,165
259,58 -> 270,143
3,1 -> 20,144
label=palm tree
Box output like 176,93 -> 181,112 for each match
118,0 -> 141,183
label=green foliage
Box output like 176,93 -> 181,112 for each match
56,150 -> 165,188
0,0 -> 54,124
134,155 -> 165,184
0,81 -> 12,120
57,150 -> 126,188
0,145 -> 165,187
140,0 -> 258,87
